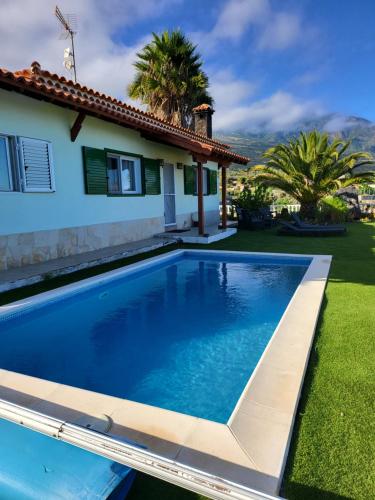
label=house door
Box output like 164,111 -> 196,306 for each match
163,164 -> 176,226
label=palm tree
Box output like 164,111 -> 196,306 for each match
252,131 -> 374,219
128,30 -> 212,127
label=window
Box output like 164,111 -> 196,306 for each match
107,156 -> 121,193
106,154 -> 142,194
0,136 -> 12,191
83,147 -> 160,196
184,165 -> 217,196
18,137 -> 55,192
0,135 -> 55,193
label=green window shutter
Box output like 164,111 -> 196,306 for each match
143,158 -> 161,195
184,165 -> 196,195
82,146 -> 107,194
209,169 -> 218,195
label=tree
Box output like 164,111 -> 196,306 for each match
128,30 -> 212,127
252,130 -> 374,219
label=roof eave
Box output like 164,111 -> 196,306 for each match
0,72 -> 250,165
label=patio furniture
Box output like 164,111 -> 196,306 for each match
259,207 -> 276,227
291,212 -> 346,230
278,220 -> 346,236
236,207 -> 266,230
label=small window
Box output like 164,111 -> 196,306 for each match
0,136 -> 12,191
19,137 -> 55,192
107,154 -> 142,194
0,135 -> 54,193
195,167 -> 209,195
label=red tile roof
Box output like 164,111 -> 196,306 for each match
192,103 -> 213,113
0,62 -> 249,165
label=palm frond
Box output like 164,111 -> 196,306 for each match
127,30 -> 212,126
255,130 -> 374,207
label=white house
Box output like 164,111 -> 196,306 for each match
0,61 -> 248,272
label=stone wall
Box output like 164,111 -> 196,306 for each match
0,216 -> 164,271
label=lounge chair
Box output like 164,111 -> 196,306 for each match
278,220 -> 346,236
291,212 -> 346,230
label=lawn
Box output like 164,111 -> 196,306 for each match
1,222 -> 374,500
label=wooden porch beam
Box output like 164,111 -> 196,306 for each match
191,153 -> 208,164
197,162 -> 205,236
221,163 -> 228,229
70,111 -> 86,142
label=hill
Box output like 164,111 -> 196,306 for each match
215,114 -> 375,170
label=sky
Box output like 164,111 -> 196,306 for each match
2,0 -> 375,132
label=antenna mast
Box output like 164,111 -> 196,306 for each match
55,5 -> 78,82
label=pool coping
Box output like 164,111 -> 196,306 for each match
0,249 -> 331,499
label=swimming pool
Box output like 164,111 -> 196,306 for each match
0,252 -> 310,423
0,249 -> 331,499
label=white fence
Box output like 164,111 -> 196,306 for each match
220,204 -> 301,218
270,204 -> 300,214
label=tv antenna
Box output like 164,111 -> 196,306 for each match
55,5 -> 78,82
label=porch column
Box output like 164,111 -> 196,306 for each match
197,161 -> 205,235
221,164 -> 227,229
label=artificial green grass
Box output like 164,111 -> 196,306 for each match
1,223 -> 374,499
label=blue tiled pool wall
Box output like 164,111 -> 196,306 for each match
0,251 -> 310,423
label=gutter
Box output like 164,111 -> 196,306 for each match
0,398 -> 283,500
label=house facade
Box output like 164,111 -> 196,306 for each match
0,62 -> 248,272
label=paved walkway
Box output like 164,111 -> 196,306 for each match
0,238 -> 175,293
156,224 -> 237,244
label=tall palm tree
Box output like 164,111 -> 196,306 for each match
128,30 -> 212,127
252,131 -> 374,219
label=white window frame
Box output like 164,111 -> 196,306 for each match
0,134 -> 13,192
18,137 -> 55,193
107,153 -> 142,195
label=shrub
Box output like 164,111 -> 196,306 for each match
273,194 -> 296,206
318,196 -> 349,223
234,185 -> 274,211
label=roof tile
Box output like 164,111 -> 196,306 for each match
0,62 -> 249,165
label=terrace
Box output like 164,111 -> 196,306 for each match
0,222 -> 373,500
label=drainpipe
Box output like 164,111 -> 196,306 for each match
0,398 -> 283,500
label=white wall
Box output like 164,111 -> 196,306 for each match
0,89 -> 219,236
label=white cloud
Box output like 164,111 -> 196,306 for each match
323,115 -> 358,133
214,91 -> 323,132
193,0 -> 305,53
210,0 -> 268,42
207,68 -> 322,133
1,0 -> 322,132
210,69 -> 257,108
293,69 -> 324,87
0,0 -> 179,99
257,12 -> 302,50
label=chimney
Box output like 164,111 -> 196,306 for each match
192,104 -> 214,138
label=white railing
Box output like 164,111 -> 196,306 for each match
220,204 -> 301,218
270,204 -> 300,214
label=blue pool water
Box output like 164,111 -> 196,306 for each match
0,252 -> 310,423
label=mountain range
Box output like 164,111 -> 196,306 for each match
215,114 -> 375,170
